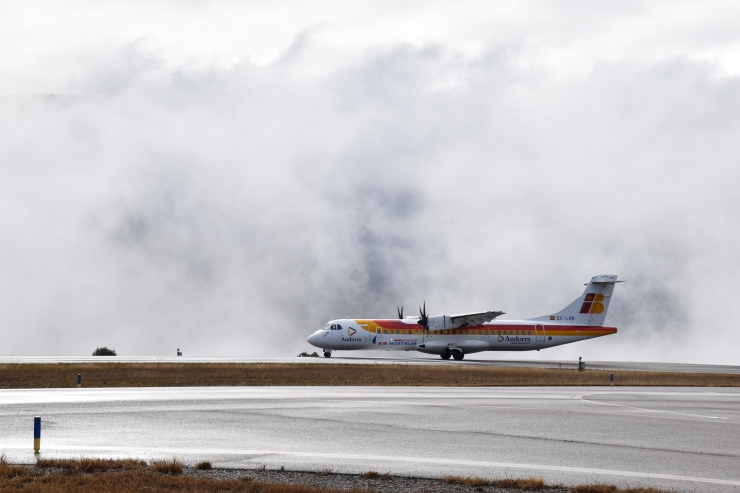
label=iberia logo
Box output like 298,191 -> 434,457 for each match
580,293 -> 605,314
347,327 -> 357,336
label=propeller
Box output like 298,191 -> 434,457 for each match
417,301 -> 429,330
397,305 -> 404,319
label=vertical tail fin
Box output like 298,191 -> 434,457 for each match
528,274 -> 622,326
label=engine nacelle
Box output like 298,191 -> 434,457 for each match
426,315 -> 466,329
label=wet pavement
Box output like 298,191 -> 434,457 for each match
1,386 -> 738,492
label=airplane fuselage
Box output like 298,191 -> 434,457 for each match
308,318 -> 617,354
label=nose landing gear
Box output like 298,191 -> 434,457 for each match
323,349 -> 332,358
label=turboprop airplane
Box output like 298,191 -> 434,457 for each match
306,274 -> 621,360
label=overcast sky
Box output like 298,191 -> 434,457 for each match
1,1 -> 739,363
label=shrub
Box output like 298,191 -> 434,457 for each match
150,459 -> 183,475
92,347 -> 117,356
196,461 -> 212,470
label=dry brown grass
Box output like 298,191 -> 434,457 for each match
0,362 -> 737,388
36,457 -> 147,472
496,477 -> 546,490
150,458 -> 184,475
572,487 -> 676,493
0,460 -> 682,493
444,476 -> 493,486
362,471 -> 390,479
3,461 -> 366,493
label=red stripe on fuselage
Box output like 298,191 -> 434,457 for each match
360,320 -> 617,335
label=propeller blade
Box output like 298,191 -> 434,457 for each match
418,301 -> 429,329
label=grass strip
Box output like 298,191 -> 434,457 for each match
0,459 -> 679,493
0,363 -> 738,388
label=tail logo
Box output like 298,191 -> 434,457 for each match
580,293 -> 605,314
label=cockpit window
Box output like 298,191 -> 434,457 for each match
323,323 -> 331,330
335,324 -> 342,330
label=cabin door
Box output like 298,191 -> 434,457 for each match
535,324 -> 545,348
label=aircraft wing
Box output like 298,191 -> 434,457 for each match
449,310 -> 505,326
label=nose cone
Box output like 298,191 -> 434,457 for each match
307,331 -> 320,347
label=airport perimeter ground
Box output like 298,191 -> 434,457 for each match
1,359 -> 739,492
1,360 -> 740,388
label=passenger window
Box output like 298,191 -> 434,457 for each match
383,330 -> 388,334
396,330 -> 400,334
528,331 -> 532,335
402,330 -> 406,334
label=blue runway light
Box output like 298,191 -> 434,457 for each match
77,374 -> 82,388
33,416 -> 41,452
610,373 -> 614,386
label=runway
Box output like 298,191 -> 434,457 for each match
1,387 -> 739,492
2,355 -> 739,374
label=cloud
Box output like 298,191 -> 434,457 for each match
0,39 -> 738,363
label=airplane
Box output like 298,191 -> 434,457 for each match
306,274 -> 621,360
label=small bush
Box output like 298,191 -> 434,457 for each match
150,459 -> 183,475
315,468 -> 332,476
363,471 -> 380,479
195,461 -> 212,470
92,347 -> 117,356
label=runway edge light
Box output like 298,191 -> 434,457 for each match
33,416 -> 41,453
610,373 -> 614,386
77,374 -> 81,388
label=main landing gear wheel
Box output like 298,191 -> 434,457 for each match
323,352 -> 332,358
452,352 -> 464,361
440,349 -> 451,360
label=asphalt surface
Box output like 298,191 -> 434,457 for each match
1,387 -> 739,492
2,355 -> 739,374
